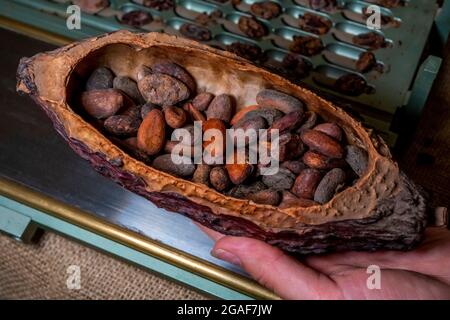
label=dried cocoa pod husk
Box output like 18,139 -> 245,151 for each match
17,31 -> 427,254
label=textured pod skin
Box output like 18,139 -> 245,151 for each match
16,31 -> 427,254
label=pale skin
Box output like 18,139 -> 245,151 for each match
198,225 -> 450,299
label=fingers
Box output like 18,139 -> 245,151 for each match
194,222 -> 226,241
212,236 -> 343,300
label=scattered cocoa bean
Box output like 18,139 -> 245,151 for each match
334,73 -> 369,96
299,13 -> 332,35
152,154 -> 195,177
374,0 -> 404,8
121,10 -> 153,28
279,191 -> 318,208
183,102 -> 207,122
281,160 -> 307,175
138,73 -> 190,106
226,161 -> 254,185
262,168 -> 296,190
113,76 -> 145,104
163,106 -> 187,128
314,168 -> 346,204
73,0 -> 109,14
313,123 -> 343,141
250,2 -> 281,20
256,89 -> 304,114
137,109 -> 166,155
303,151 -> 346,170
291,168 -> 322,199
180,23 -> 212,41
356,51 -> 380,73
284,134 -> 306,160
280,54 -> 311,79
352,32 -> 387,50
249,189 -> 281,206
238,16 -> 267,38
289,36 -> 324,56
140,102 -> 157,119
270,110 -> 304,132
301,129 -> 344,159
192,164 -> 211,185
104,115 -> 141,137
81,89 -> 124,119
86,67 -> 114,91
225,42 -> 263,61
192,92 -> 214,111
210,167 -> 231,191
152,61 -> 196,94
345,145 -> 368,177
227,181 -> 266,199
206,94 -> 234,123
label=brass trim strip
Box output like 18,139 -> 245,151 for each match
0,15 -> 71,46
0,177 -> 279,299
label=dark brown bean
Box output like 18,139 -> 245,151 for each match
227,181 -> 267,199
113,76 -> 145,104
152,154 -> 195,177
238,16 -> 267,38
313,123 -> 343,141
192,164 -> 211,185
152,61 -> 196,93
225,42 -> 263,61
289,36 -> 324,56
142,0 -> 174,10
81,89 -> 124,119
345,145 -> 368,177
249,189 -> 281,206
210,167 -> 231,191
270,110 -> 304,132
236,107 -> 284,126
73,0 -> 109,14
121,104 -> 142,119
291,168 -> 322,199
262,168 -> 296,190
300,129 -> 344,159
256,89 -> 304,114
138,73 -> 190,106
297,111 -> 318,133
334,73 -> 368,96
121,10 -> 152,27
104,115 -> 141,137
299,13 -> 332,35
314,168 -> 346,204
183,102 -> 207,122
279,191 -> 318,208
250,1 -> 281,20
140,102 -> 157,119
192,92 -> 214,111
281,160 -> 307,175
352,32 -> 387,50
86,67 -> 114,91
163,106 -> 187,129
303,151 -> 346,170
180,23 -> 212,41
206,94 -> 234,123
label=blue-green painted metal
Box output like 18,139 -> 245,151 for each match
435,0 -> 450,46
0,195 -> 252,300
0,204 -> 38,242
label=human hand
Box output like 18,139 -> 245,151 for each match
199,225 -> 450,299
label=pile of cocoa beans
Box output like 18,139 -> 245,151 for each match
79,61 -> 369,208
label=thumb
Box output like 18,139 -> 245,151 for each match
212,236 -> 342,300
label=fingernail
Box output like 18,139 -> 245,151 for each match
211,248 -> 242,266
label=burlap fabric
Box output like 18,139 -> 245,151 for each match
0,35 -> 448,301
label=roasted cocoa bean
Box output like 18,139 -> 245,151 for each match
104,115 -> 141,137
202,119 -> 226,160
289,36 -> 324,56
152,154 -> 195,177
256,89 -> 304,114
86,67 -> 114,91
374,0 -> 404,8
230,105 -> 260,125
113,76 -> 145,104
227,181 -> 266,199
249,189 -> 281,206
206,94 -> 234,123
195,10 -> 222,26
180,23 -> 212,41
183,102 -> 207,122
352,32 -> 387,50
73,0 -> 109,14
279,191 -> 318,208
280,54 -> 311,79
226,157 -> 254,185
313,123 -> 343,141
236,106 -> 283,127
121,10 -> 153,28
303,151 -> 346,170
152,61 -> 196,94
233,116 -> 267,133
334,73 -> 369,96
192,92 -> 214,111
143,0 -> 174,10
119,137 -> 152,163
238,16 -> 267,38
163,106 -> 187,128
250,2 -> 281,20
210,167 -> 231,191
281,160 -> 307,175
309,0 -> 337,11
356,52 -> 379,73
81,89 -> 124,119
138,73 -> 190,106
192,164 -> 211,185
345,145 -> 368,177
225,42 -> 263,61
300,129 -> 344,159
270,110 -> 304,132
283,134 -> 306,161
297,111 -> 318,133
291,168 -> 322,199
314,168 -> 346,204
262,168 -> 296,190
137,109 -> 166,155
121,104 -> 142,120
299,13 -> 332,35
140,102 -> 157,119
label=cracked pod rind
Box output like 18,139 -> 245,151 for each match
16,31 -> 427,254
